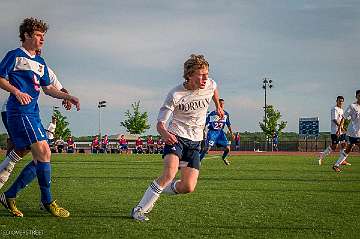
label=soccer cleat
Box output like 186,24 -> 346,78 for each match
0,193 -> 23,217
341,160 -> 351,166
43,200 -> 70,218
221,157 -> 230,166
131,207 -> 149,222
332,165 -> 341,173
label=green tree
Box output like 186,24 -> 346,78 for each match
121,101 -> 150,134
53,109 -> 71,140
259,105 -> 287,138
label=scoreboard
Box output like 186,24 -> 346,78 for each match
299,117 -> 319,137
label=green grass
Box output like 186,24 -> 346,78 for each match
0,153 -> 359,239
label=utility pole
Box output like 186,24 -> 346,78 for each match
98,100 -> 107,137
262,78 -> 273,151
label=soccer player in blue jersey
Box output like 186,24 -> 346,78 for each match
0,48 -> 71,189
200,98 -> 233,165
0,17 -> 80,218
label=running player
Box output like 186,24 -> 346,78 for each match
318,96 -> 349,165
131,54 -> 224,221
0,17 -> 80,218
200,98 -> 233,165
332,90 -> 360,172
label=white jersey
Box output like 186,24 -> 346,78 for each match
344,102 -> 360,138
157,78 -> 217,141
1,66 -> 63,112
330,106 -> 344,134
46,122 -> 56,140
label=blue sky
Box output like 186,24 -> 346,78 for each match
0,0 -> 359,136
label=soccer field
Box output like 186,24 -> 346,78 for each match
0,153 -> 359,239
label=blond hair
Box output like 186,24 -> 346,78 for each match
183,54 -> 209,80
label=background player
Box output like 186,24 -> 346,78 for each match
200,98 -> 233,165
319,96 -> 349,166
332,90 -> 360,172
131,54 -> 223,221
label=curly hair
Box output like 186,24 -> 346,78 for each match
19,17 -> 48,42
183,54 -> 209,80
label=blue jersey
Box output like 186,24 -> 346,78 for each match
206,110 -> 231,131
0,47 -> 51,116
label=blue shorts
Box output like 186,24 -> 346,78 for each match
7,114 -> 48,149
163,136 -> 201,170
120,144 -> 128,150
206,130 -> 228,148
331,134 -> 346,145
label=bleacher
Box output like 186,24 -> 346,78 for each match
59,140 -> 160,154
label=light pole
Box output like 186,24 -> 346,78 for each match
98,100 -> 107,137
262,78 -> 273,150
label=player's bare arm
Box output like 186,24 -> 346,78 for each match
60,88 -> 72,110
0,77 -> 32,105
212,88 -> 224,118
336,117 -> 345,136
156,121 -> 178,145
228,125 -> 233,136
42,85 -> 80,111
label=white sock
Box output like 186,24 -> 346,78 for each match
321,146 -> 332,159
137,180 -> 163,212
0,150 -> 22,186
163,180 -> 180,195
0,150 -> 22,171
335,151 -> 348,167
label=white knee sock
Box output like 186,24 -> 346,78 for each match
335,150 -> 348,167
137,180 -> 163,212
0,150 -> 22,187
163,180 -> 180,195
321,146 -> 332,159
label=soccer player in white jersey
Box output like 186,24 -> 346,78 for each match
131,54 -> 224,221
0,50 -> 71,189
332,90 -> 360,172
318,96 -> 350,165
0,17 -> 80,218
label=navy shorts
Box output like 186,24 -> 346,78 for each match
330,134 -> 346,145
163,136 -> 201,170
349,136 -> 360,145
7,114 -> 48,149
1,111 -> 9,134
206,130 -> 228,148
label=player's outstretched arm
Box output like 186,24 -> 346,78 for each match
212,88 -> 224,118
42,85 -> 80,111
0,77 -> 32,105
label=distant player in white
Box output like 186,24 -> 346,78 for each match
46,116 -> 57,146
332,90 -> 360,172
318,96 -> 349,165
131,54 -> 224,221
0,52 -> 71,189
